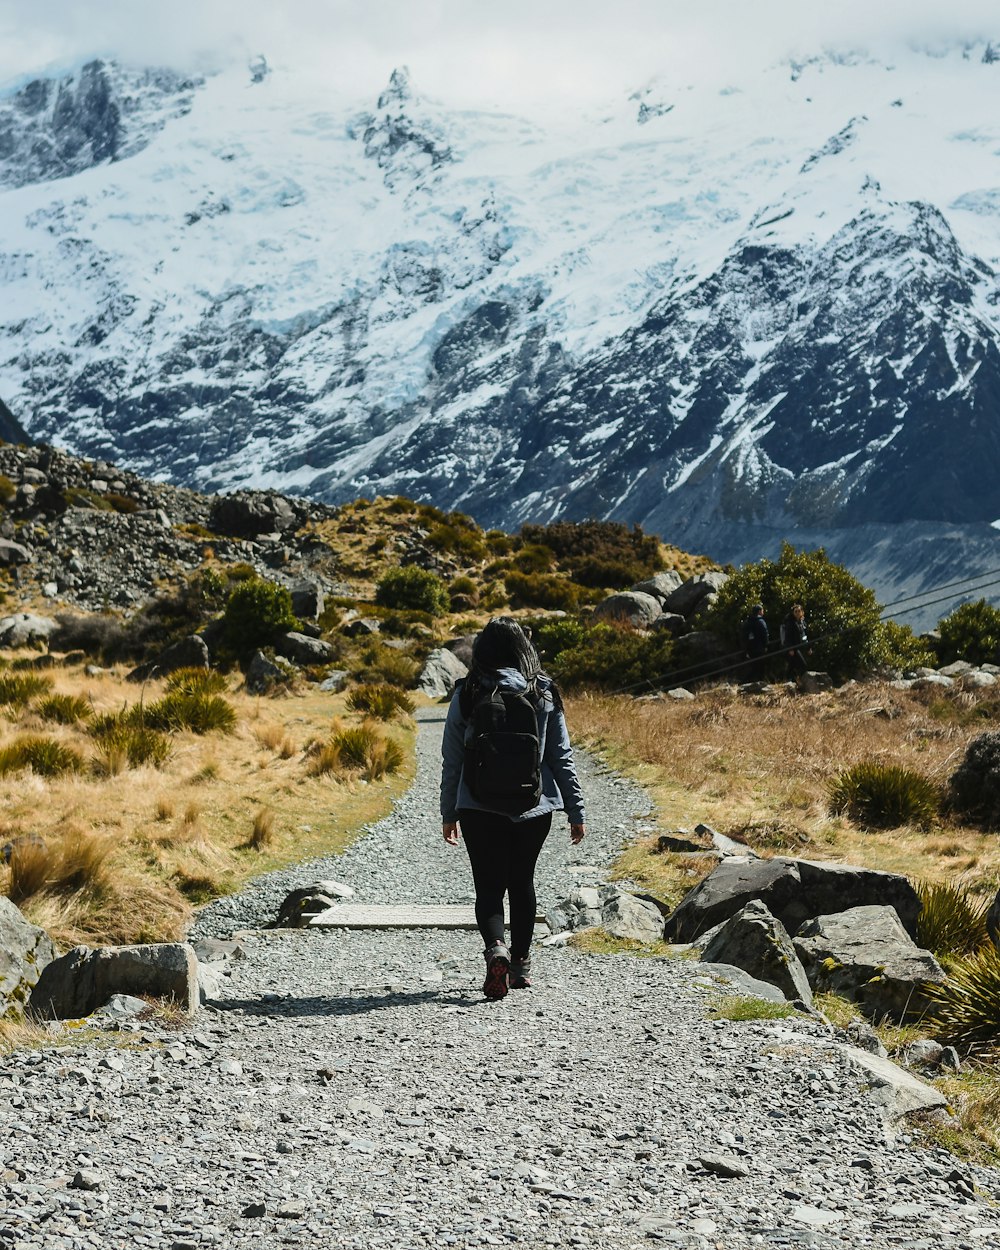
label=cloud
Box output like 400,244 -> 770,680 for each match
0,0 -> 997,106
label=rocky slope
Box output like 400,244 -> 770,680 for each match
3,47 -> 1000,625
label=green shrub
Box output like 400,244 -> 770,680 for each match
926,944 -> 1000,1050
702,542 -> 932,681
143,691 -> 237,735
36,693 -> 92,725
0,474 -> 15,505
448,575 -> 480,607
485,529 -> 516,556
828,761 -> 940,828
347,683 -> 415,720
106,492 -> 140,514
937,600 -> 1000,667
512,543 -> 556,574
375,565 -> 449,616
426,514 -> 487,562
0,735 -> 85,777
351,641 -> 420,689
526,616 -> 590,665
64,486 -> 114,511
164,667 -> 228,695
550,622 -> 676,691
520,519 -> 664,586
92,723 -> 171,773
916,882 -> 992,960
0,672 -> 53,709
504,571 -> 581,611
330,724 -> 404,780
221,579 -> 299,656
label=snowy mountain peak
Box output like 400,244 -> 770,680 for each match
378,65 -> 414,109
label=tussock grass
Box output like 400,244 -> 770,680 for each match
0,735 -> 85,777
331,724 -> 404,780
0,672 -> 52,710
92,723 -> 171,774
143,691 -> 237,735
7,825 -> 112,904
916,881 -> 991,960
708,995 -> 796,1022
247,808 -> 275,851
829,761 -> 940,829
164,667 -> 228,695
926,944 -> 1000,1051
36,693 -> 92,725
253,722 -> 297,757
346,682 -> 416,720
568,930 -> 672,957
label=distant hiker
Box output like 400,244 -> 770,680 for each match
743,603 -> 769,680
441,617 -> 586,1001
781,603 -> 810,685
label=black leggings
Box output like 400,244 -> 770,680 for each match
458,808 -> 552,958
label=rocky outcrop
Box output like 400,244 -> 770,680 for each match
546,886 -> 664,944
418,647 -> 468,698
793,906 -> 946,1021
29,942 -> 199,1019
593,591 -> 662,628
700,900 -> 813,1006
0,898 -> 56,1016
666,856 -> 921,942
0,613 -> 57,648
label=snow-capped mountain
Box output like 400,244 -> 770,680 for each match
3,47 -> 1000,624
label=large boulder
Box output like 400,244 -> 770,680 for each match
631,571 -> 685,603
30,942 -> 199,1020
948,732 -> 1000,829
661,571 -> 729,618
1,898 -> 56,1016
0,613 -> 57,648
700,900 -> 812,1006
419,647 -> 468,698
600,891 -> 665,944
593,591 -> 662,629
274,631 -> 338,666
794,906 -> 946,1021
127,634 -> 210,682
0,539 -> 31,567
208,490 -> 299,538
666,856 -> 921,942
290,580 -> 325,621
245,650 -> 293,695
276,880 -> 355,928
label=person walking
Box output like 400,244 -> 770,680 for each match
441,617 -> 586,1001
743,602 -> 769,680
781,603 -> 810,686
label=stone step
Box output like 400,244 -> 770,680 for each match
307,904 -> 546,930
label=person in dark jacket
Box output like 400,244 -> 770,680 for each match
743,603 -> 769,680
441,618 -> 586,1000
782,603 -> 810,685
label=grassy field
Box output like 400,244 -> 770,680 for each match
0,661 -> 415,949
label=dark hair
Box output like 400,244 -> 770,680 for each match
467,617 -> 563,710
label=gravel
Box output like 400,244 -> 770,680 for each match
3,709 -> 1000,1249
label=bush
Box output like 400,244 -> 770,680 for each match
426,516 -> 487,562
448,575 -> 480,608
331,724 -> 404,780
512,543 -> 556,574
526,617 -> 590,665
828,761 -> 940,829
0,735 -> 85,777
92,723 -> 172,773
221,579 -> 299,657
550,622 -> 676,692
351,641 -> 420,689
702,542 -> 931,681
143,691 -> 237,735
36,693 -> 92,725
375,565 -> 449,616
937,599 -> 1000,667
347,683 -> 415,720
504,571 -> 582,611
916,882 -> 992,959
0,672 -> 53,709
520,519 -> 664,586
165,667 -> 228,695
926,943 -> 1000,1050
948,731 -> 1000,829
0,474 -> 15,505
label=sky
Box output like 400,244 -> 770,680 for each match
0,0 -> 998,107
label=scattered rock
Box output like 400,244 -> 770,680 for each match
661,571 -> 729,618
700,900 -> 813,1006
418,647 -> 468,698
318,669 -> 349,692
127,634 -> 210,682
840,1045 -> 948,1122
0,896 -> 57,1016
290,579 -> 325,620
593,591 -> 662,628
30,942 -> 199,1020
697,1153 -> 750,1179
276,881 -> 355,928
600,890 -> 665,944
274,630 -> 338,665
245,650 -> 293,695
0,538 -> 31,567
793,906 -> 946,1020
630,571 -> 685,602
208,490 -> 300,537
0,612 -> 56,648
695,823 -> 758,859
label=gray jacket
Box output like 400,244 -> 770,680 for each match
440,667 -> 586,825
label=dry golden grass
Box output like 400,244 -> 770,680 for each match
567,683 -> 1000,902
0,659 -> 417,947
254,722 -> 297,758
247,807 -> 275,851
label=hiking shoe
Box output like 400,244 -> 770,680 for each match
482,941 -> 510,1000
509,956 -> 532,989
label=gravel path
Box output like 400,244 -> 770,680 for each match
3,711 -> 1000,1249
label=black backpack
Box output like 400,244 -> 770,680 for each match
462,681 -> 543,814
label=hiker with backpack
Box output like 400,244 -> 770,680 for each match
780,603 -> 810,685
742,602 -> 769,680
440,617 -> 586,1001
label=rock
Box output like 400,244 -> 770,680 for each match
840,1045 -> 948,1122
666,855 -> 921,942
290,580 -> 325,621
661,571 -> 728,618
276,881 -> 354,928
418,647 -> 468,698
793,906 -> 946,1020
443,633 -> 478,668
649,612 -> 688,636
318,670 -> 349,692
69,1170 -> 104,1192
592,591 -> 662,628
913,673 -> 954,690
844,1019 -> 888,1058
695,823 -> 758,859
600,891 -> 665,944
960,670 -> 997,689
191,937 -> 246,1003
208,490 -> 299,537
697,1153 -> 750,1179
344,616 -> 382,637
274,631 -> 338,665
700,901 -> 813,1006
29,942 -> 199,1019
0,897 -> 56,1016
697,963 -> 790,1004
901,1039 -> 944,1070
0,538 -> 31,567
245,650 -> 292,695
665,687 -> 695,700
127,634 -> 210,682
0,612 -> 56,647
92,993 -> 148,1019
949,732 -> 1000,829
631,571 -> 685,603
939,661 -> 973,676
